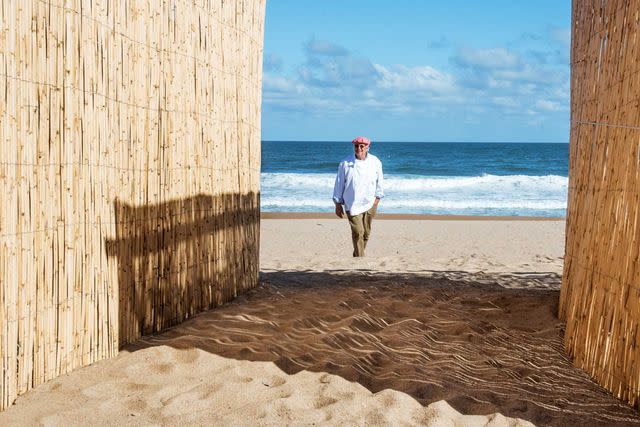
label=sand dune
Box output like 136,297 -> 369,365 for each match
0,345 -> 534,426
2,218 -> 640,426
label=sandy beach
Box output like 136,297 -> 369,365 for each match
260,213 -> 565,276
2,215 -> 640,426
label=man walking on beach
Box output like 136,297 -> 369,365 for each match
333,136 -> 384,257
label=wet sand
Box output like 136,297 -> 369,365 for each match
2,217 -> 640,426
261,212 -> 563,221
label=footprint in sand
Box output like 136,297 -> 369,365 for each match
365,410 -> 387,424
126,397 -> 148,412
261,375 -> 286,387
319,373 -> 332,384
314,396 -> 338,409
126,383 -> 150,392
174,348 -> 200,364
152,363 -> 174,374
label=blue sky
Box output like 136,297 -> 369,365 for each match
261,1 -> 571,142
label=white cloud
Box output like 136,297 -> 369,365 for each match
263,38 -> 569,125
298,39 -> 380,88
374,64 -> 457,95
551,27 -> 571,47
493,65 -> 563,85
492,97 -> 519,108
534,99 -> 564,111
305,38 -> 349,57
454,47 -> 522,69
263,75 -> 306,94
263,53 -> 283,72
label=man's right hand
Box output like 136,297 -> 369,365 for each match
335,204 -> 344,218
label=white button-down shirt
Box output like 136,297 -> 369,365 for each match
332,153 -> 384,216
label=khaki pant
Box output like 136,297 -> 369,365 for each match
347,205 -> 377,257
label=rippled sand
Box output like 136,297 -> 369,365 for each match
2,217 -> 640,426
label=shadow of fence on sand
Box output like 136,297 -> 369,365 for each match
126,270 -> 640,427
105,193 -> 260,347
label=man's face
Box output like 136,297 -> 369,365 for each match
354,143 -> 369,160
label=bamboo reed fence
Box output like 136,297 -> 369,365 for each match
0,0 -> 265,410
560,0 -> 640,408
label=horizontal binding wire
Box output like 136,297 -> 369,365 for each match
567,186 -> 640,193
564,253 -> 640,293
0,162 -> 261,173
0,207 -> 260,239
36,0 -> 264,54
3,262 -> 255,322
0,73 -> 262,131
572,120 -> 640,131
175,0 -> 265,44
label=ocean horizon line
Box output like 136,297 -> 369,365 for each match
262,140 -> 570,144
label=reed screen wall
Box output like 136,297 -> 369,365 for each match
560,0 -> 640,408
0,0 -> 265,410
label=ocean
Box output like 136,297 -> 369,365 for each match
261,141 -> 569,217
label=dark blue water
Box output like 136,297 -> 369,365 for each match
261,141 -> 569,217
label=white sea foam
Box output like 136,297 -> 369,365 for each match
261,197 -> 566,210
260,172 -> 568,216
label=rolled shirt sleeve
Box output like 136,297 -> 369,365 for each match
332,162 -> 345,204
375,159 -> 384,199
